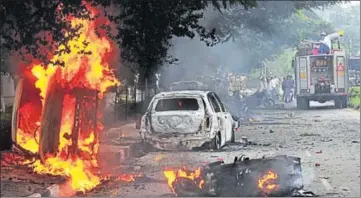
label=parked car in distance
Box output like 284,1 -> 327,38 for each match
138,90 -> 238,150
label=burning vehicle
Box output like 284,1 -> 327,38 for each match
5,2 -> 138,193
163,155 -> 316,197
138,90 -> 238,150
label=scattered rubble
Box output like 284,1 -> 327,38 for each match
320,138 -> 333,142
299,133 -> 321,137
319,176 -> 329,180
1,152 -> 66,197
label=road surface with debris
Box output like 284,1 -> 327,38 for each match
63,103 -> 361,197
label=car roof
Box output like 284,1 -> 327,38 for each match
154,90 -> 211,99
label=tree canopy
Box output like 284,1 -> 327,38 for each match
158,1 -> 339,85
0,0 -> 342,81
0,0 -> 256,77
209,1 -> 339,72
315,3 -> 360,56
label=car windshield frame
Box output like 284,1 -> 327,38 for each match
153,97 -> 201,112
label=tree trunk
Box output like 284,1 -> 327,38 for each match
39,74 -> 65,162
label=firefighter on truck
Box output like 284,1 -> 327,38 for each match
293,30 -> 348,109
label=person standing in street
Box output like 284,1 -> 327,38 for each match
268,76 -> 279,101
284,75 -> 295,102
282,76 -> 287,101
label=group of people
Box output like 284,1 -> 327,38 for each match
258,76 -> 280,102
258,75 -> 295,102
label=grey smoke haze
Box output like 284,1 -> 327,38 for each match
158,3 -> 297,87
158,1 -> 338,88
159,6 -> 251,87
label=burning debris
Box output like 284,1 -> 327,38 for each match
163,155 -> 317,197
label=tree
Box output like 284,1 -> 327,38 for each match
315,3 -> 360,56
204,1 -> 340,73
0,0 -> 92,62
0,0 -> 256,73
108,0 -> 257,89
0,0 -> 342,86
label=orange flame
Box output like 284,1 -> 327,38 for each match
163,167 -> 205,192
257,170 -> 280,194
15,2 -> 122,193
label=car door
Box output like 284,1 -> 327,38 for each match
207,93 -> 226,145
213,93 -> 233,142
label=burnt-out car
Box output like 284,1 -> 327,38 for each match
139,90 -> 238,150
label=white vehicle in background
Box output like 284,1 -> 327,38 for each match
170,81 -> 208,91
137,90 -> 238,150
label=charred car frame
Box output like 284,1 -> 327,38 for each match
138,91 -> 238,150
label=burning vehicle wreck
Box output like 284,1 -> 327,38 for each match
163,155 -> 317,197
138,91 -> 239,150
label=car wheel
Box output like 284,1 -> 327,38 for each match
297,97 -> 309,110
334,98 -> 342,109
210,132 -> 221,150
341,96 -> 348,108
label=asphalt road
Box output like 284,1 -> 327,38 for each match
83,102 -> 360,197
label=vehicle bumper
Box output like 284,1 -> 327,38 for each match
297,92 -> 348,101
140,132 -> 213,150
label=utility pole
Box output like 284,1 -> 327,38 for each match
349,38 -> 352,57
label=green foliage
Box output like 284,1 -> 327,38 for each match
211,2 -> 337,74
110,0 -> 258,84
349,87 -> 360,108
0,0 -> 91,62
316,3 -> 360,56
259,9 -> 334,77
263,47 -> 297,77
292,10 -> 335,41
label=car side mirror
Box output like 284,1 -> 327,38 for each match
135,114 -> 142,129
